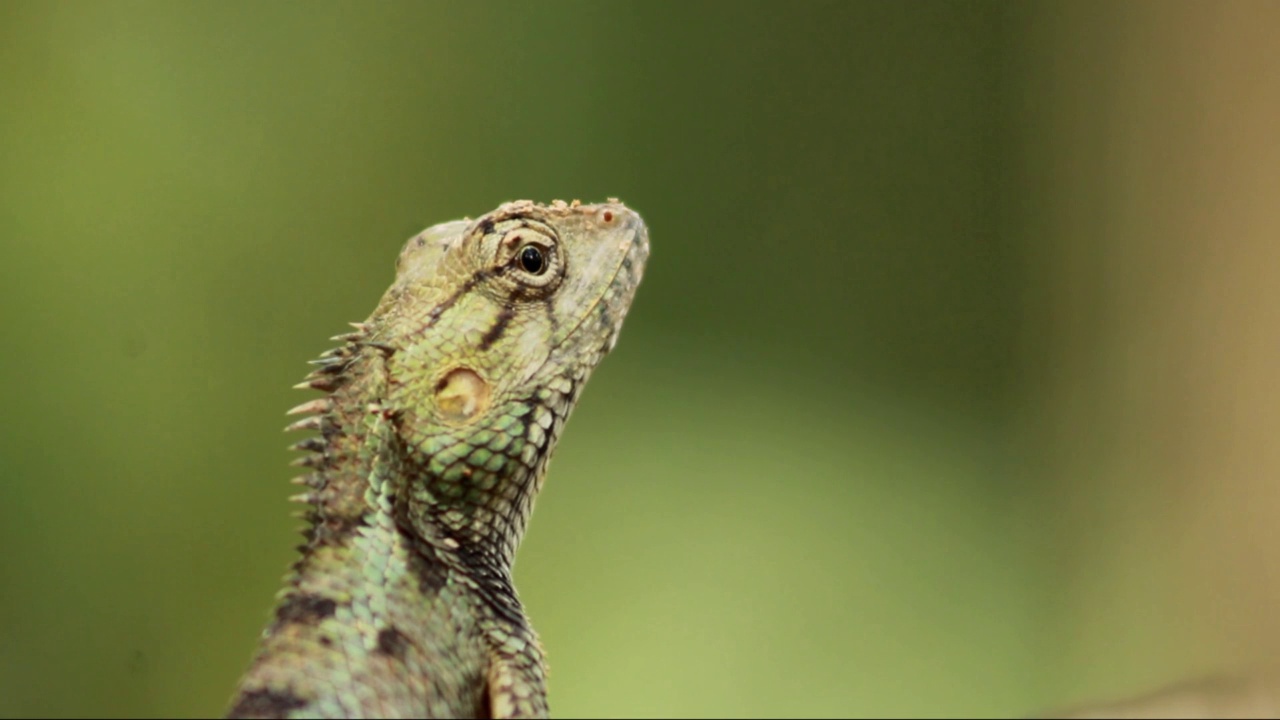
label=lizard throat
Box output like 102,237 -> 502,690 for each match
288,346 -> 571,577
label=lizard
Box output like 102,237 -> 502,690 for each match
225,199 -> 649,719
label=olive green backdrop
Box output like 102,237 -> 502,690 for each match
4,2 -> 1279,718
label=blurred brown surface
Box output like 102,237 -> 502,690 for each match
1041,675 -> 1279,719
1024,1 -> 1280,711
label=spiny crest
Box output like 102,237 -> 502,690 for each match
281,322 -> 372,524
288,322 -> 368,392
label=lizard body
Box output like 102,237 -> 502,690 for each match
226,199 -> 649,719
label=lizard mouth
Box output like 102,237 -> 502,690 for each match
576,208 -> 648,339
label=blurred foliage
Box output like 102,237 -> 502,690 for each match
3,1 -> 1277,718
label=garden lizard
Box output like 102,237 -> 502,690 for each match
225,199 -> 649,719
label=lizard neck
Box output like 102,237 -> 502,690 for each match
228,344 -> 555,719
299,344 -> 555,573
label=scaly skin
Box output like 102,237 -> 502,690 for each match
226,199 -> 649,719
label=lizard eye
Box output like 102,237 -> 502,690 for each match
490,223 -> 563,294
518,245 -> 546,275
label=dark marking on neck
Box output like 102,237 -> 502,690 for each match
273,594 -> 337,626
375,626 -> 412,661
227,688 -> 308,719
447,537 -> 531,628
300,511 -> 368,548
404,533 -> 450,595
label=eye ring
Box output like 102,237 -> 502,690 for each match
518,244 -> 547,275
491,223 -> 563,293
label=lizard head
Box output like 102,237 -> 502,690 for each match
362,200 -> 647,555
376,199 -> 648,426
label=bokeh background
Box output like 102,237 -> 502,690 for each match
3,1 -> 1280,717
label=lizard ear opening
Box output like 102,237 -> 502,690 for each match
434,367 -> 491,424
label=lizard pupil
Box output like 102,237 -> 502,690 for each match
519,245 -> 546,275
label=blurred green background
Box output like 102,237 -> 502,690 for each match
4,1 -> 1280,717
